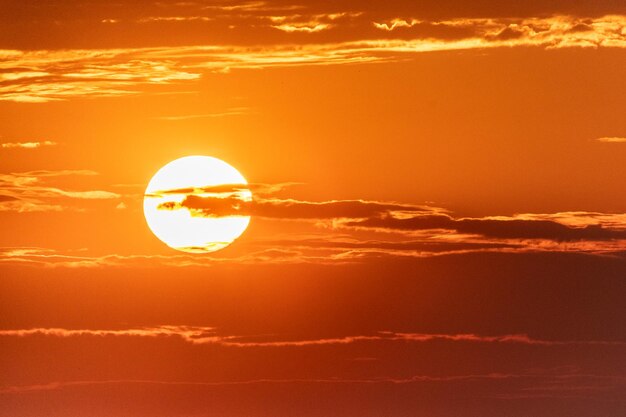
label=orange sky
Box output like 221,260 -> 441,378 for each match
1,1 -> 626,416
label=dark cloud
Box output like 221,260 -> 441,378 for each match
347,216 -> 626,241
159,194 -> 626,243
158,195 -> 434,220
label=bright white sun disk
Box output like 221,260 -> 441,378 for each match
143,156 -> 251,253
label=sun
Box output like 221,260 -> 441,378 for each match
143,156 -> 251,253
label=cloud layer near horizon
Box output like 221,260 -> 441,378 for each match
2,325 -> 624,347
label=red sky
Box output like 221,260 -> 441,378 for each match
1,1 -> 626,416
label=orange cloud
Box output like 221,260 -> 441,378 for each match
373,18 -> 421,31
0,247 -> 313,268
272,22 -> 332,33
1,140 -> 57,149
1,325 -> 623,347
153,107 -> 251,120
138,16 -> 213,23
1,15 -> 625,102
596,136 -> 626,143
269,11 -> 361,32
0,170 -> 121,212
0,325 -> 215,342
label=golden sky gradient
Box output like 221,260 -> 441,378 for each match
1,1 -> 626,416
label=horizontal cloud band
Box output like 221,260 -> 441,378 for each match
1,15 -> 625,102
1,326 -> 623,347
157,194 -> 626,242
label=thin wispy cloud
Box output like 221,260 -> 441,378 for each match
0,247 -> 309,268
138,16 -> 213,23
269,11 -> 360,33
1,326 -> 625,401
2,325 -> 623,347
1,141 -> 57,149
3,370 -> 623,396
2,238 -> 623,268
373,18 -> 421,31
596,136 -> 626,143
147,182 -> 300,198
272,22 -> 333,33
199,1 -> 296,13
153,107 -> 251,120
0,170 -> 120,213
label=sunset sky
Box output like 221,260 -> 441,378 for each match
1,1 -> 626,416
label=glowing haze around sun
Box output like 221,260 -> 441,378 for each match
143,156 -> 251,253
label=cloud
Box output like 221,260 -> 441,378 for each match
138,16 -> 213,23
157,193 -> 626,245
147,182 -> 299,198
272,22 -> 332,33
1,15 -> 625,102
3,205 -> 626,267
344,215 -> 626,242
1,141 -> 57,149
0,170 -> 121,212
3,244 -> 466,268
2,368 -> 623,401
3,235 -> 625,269
199,1 -> 294,13
0,325 -> 215,343
0,50 -> 200,102
373,18 -> 421,31
153,107 -> 250,120
1,370 -> 623,397
268,11 -> 361,33
261,236 -> 520,253
498,211 -> 626,229
16,169 -> 99,177
596,136 -> 626,143
1,325 -> 622,347
158,195 -> 438,220
0,247 -> 314,268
